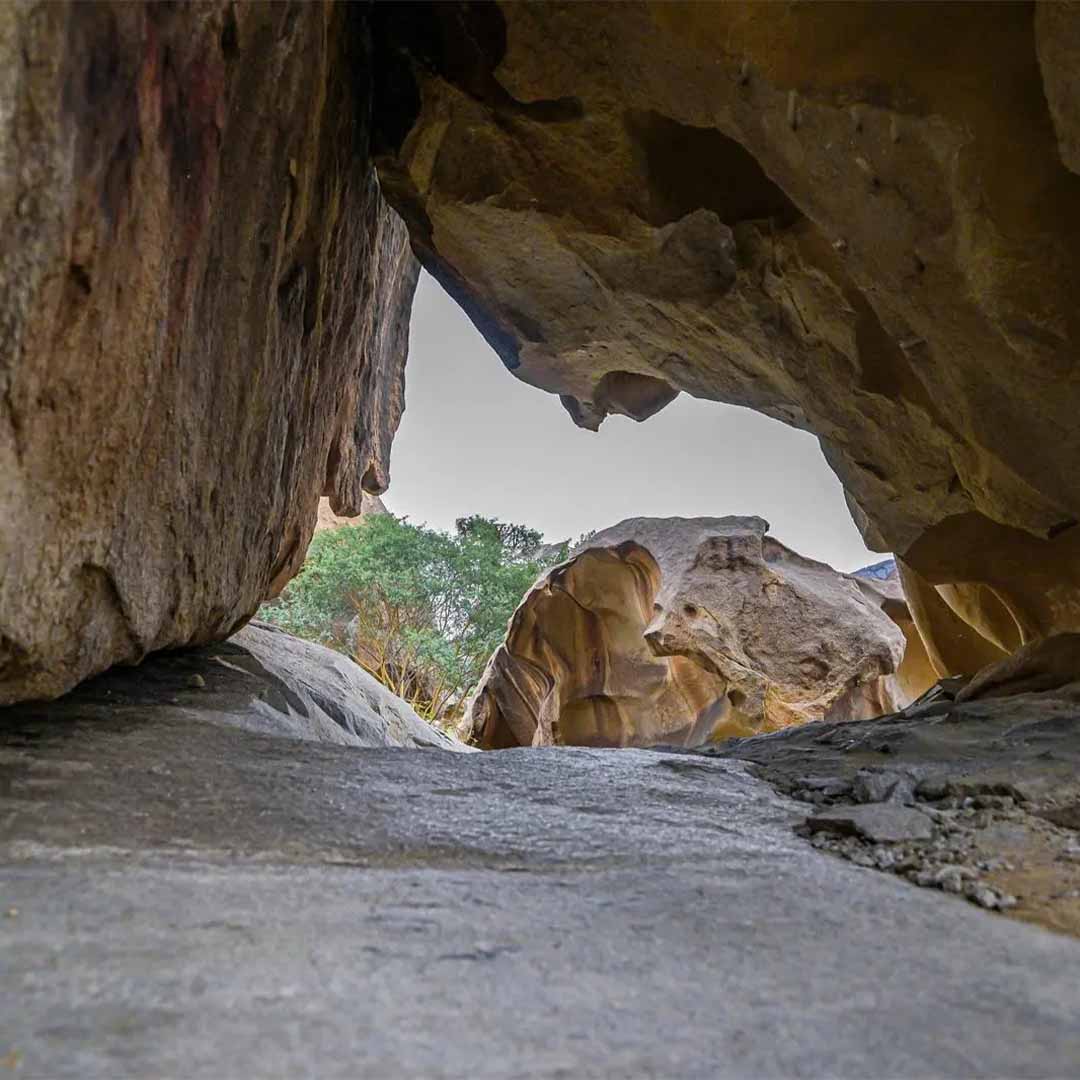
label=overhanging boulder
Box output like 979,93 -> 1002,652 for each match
466,516 -> 923,749
0,2 -> 417,704
373,1 -> 1080,686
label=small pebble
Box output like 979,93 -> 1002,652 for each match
916,777 -> 949,801
932,865 -> 976,894
872,847 -> 897,870
187,673 -> 207,689
974,795 -> 1015,811
965,883 -> 1002,910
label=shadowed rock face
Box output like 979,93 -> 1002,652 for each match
7,2 -> 1080,707
466,517 -> 916,749
0,619 -> 469,751
0,2 -> 418,704
373,1 -> 1080,682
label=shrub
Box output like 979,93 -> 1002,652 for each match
262,513 -> 567,723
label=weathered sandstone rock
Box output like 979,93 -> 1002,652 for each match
373,2 -> 1080,681
0,2 -> 417,705
8,2 -> 1080,708
314,493 -> 389,533
1037,0 -> 1080,176
467,516 -> 912,749
852,559 -> 937,707
956,631 -> 1080,704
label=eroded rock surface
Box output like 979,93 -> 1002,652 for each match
467,516 -> 919,749
373,1 -> 1080,681
852,558 -> 938,705
3,706 -> 1080,1076
0,2 -> 418,705
314,493 -> 390,533
0,619 -> 466,751
708,680 -> 1080,938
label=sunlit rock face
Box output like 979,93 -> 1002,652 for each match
851,559 -> 938,710
314,494 -> 389,533
373,2 -> 1080,681
465,517 -> 915,749
0,3 -> 417,704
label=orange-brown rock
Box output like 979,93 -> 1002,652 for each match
373,2 -> 1080,682
466,517 -> 915,749
957,632 -> 1080,704
0,3 -> 417,703
8,2 -> 1080,707
851,560 -> 937,709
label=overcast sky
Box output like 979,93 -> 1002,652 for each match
387,272 -> 878,573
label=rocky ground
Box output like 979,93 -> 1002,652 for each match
3,677 -> 1080,1077
699,682 -> 1080,939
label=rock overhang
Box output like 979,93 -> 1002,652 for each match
371,0 -> 1080,686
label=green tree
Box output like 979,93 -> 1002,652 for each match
262,513 -> 566,724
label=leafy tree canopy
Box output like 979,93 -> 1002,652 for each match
261,513 -> 567,724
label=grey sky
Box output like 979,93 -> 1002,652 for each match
387,272 -> 877,572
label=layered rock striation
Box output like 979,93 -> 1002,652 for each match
373,1 -> 1080,687
466,516 -> 921,749
0,2 -> 418,704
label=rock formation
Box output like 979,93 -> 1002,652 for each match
1,617 -> 468,751
0,2 -> 417,705
228,621 -> 468,750
372,2 -> 1080,689
6,2 -> 1080,707
852,559 -> 937,707
718,666 -> 1080,937
466,516 -> 917,749
314,493 -> 390,533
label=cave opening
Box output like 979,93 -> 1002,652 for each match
390,270 -> 876,574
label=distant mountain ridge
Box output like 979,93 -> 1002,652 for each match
853,558 -> 897,582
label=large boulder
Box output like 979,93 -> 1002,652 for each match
373,2 -> 1080,685
2,618 -> 469,751
0,2 -> 417,705
466,516 -> 917,749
